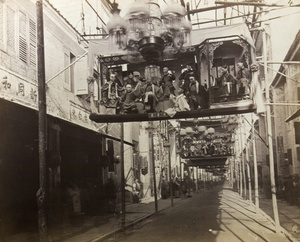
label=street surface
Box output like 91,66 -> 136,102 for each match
105,185 -> 291,242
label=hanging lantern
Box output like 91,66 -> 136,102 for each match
197,125 -> 207,133
179,128 -> 186,136
228,117 -> 236,124
161,2 -> 191,49
185,127 -> 194,134
107,12 -> 127,52
207,127 -> 215,134
176,18 -> 191,48
125,2 -> 150,52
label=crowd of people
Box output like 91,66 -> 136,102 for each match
100,64 -> 210,114
161,175 -> 225,199
100,61 -> 253,114
213,61 -> 252,102
277,174 -> 300,207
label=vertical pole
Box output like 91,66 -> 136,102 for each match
179,157 -> 182,180
235,132 -> 241,195
252,113 -> 260,212
235,158 -> 240,193
246,154 -> 252,204
120,123 -> 126,230
166,121 -> 173,206
239,116 -> 246,198
196,168 -> 199,192
262,29 -> 281,233
150,122 -> 158,213
36,1 -> 48,241
230,158 -> 234,188
168,145 -> 173,206
244,118 -> 252,204
239,162 -> 243,196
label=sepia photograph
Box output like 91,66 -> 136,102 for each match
0,0 -> 300,241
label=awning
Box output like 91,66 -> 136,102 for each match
286,108 -> 300,122
191,23 -> 255,47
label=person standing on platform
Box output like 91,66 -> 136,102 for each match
179,63 -> 196,95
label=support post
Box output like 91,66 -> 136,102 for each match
252,113 -> 260,212
239,116 -> 247,199
165,121 -> 173,206
167,145 -> 173,206
246,161 -> 252,204
235,158 -> 240,193
244,118 -> 252,204
262,29 -> 281,233
239,160 -> 243,197
149,122 -> 158,213
36,1 -> 48,241
120,123 -> 126,231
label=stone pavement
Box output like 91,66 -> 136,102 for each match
257,192 -> 300,242
52,197 -> 183,242
6,186 -> 300,242
54,187 -> 300,242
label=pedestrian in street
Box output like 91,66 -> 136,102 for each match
105,178 -> 117,213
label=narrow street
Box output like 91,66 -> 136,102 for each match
106,184 -> 291,242
1,1 -> 300,242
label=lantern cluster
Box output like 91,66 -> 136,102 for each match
106,0 -> 191,62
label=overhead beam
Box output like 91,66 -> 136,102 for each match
215,1 -> 300,7
191,7 -> 271,26
90,104 -> 256,123
188,4 -> 236,14
85,0 -> 108,27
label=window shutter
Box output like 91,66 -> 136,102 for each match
64,51 -> 70,87
74,55 -> 88,95
7,6 -> 15,51
29,19 -> 36,67
19,11 -> 27,63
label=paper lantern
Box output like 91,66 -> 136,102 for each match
197,125 -> 207,133
179,129 -> 186,135
185,127 -> 194,134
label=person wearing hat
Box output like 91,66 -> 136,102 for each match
101,73 -> 124,109
123,71 -> 135,88
120,83 -> 140,114
159,66 -> 176,100
217,64 -> 236,102
237,61 -> 250,98
179,63 -> 196,95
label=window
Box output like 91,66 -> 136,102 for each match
18,10 -> 36,66
63,48 -> 75,91
0,2 -> 16,53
